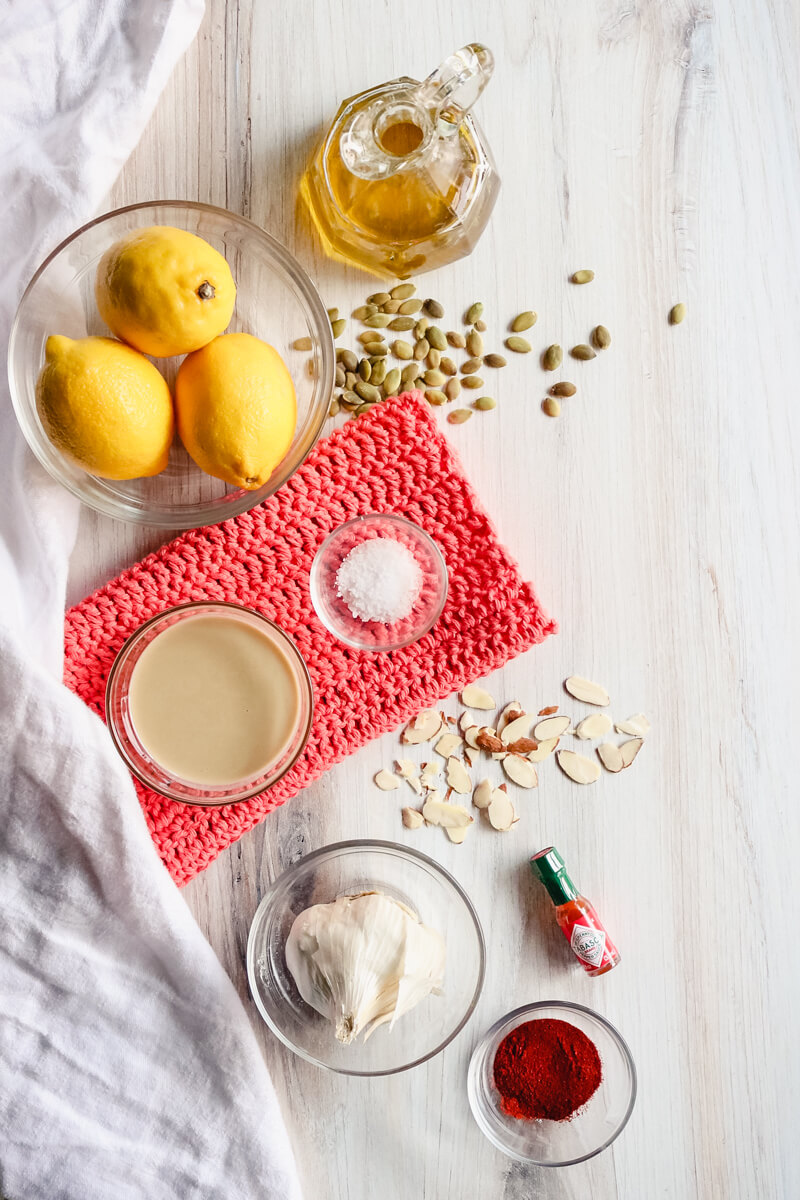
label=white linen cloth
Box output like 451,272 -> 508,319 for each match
0,3 -> 301,1197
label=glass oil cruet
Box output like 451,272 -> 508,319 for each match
301,44 -> 500,279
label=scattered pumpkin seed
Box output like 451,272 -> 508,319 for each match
543,344 -> 563,370
365,313 -> 391,328
345,371 -> 357,389
447,408 -> 472,424
570,344 -> 596,360
483,353 -> 507,368
592,325 -> 611,349
355,402 -> 375,415
543,397 -> 561,417
550,381 -> 576,397
669,302 -> 686,325
424,298 -> 444,318
352,305 -> 377,321
388,316 -> 415,331
446,330 -> 466,348
399,298 -> 423,314
383,367 -> 401,395
363,342 -> 388,356
393,339 -> 413,360
335,365 -> 346,388
512,311 -> 537,332
391,282 -> 416,300
427,326 -> 447,351
424,369 -> 446,387
381,298 -> 401,314
440,356 -> 457,376
355,380 -> 380,402
292,336 -> 313,351
341,390 -> 360,407
371,359 -> 387,386
465,301 -> 484,324
461,357 -> 483,374
466,330 -> 483,357
401,362 -> 422,385
367,292 -> 391,305
474,396 -> 496,411
358,359 -> 371,381
415,318 -> 430,338
427,348 -> 441,370
414,338 -> 430,360
474,319 -> 487,332
444,377 -> 461,401
326,307 -> 339,322
356,331 -> 378,345
571,269 -> 594,284
505,336 -> 532,354
462,375 -> 484,389
425,388 -> 447,406
328,398 -> 340,416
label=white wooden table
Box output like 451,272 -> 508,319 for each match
67,2 -> 799,1196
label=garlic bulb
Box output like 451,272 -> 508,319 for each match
285,891 -> 446,1044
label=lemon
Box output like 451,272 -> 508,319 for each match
95,226 -> 236,357
36,335 -> 174,479
175,333 -> 296,490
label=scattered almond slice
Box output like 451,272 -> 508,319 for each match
564,676 -> 610,706
575,713 -> 613,740
460,683 -> 496,710
620,738 -> 644,767
446,825 -> 471,844
488,788 -> 518,831
496,701 -> 524,734
556,749 -> 601,784
435,732 -> 463,758
502,754 -> 538,788
375,769 -> 400,791
476,727 -> 504,753
500,713 -> 533,745
421,796 -> 473,829
463,726 -> 481,750
615,713 -> 651,738
473,778 -> 493,809
507,737 -> 538,755
538,705 -> 559,716
446,756 -> 472,794
463,748 -> 476,768
419,762 -> 441,789
395,758 -> 418,778
406,776 -> 423,796
459,711 -> 477,734
534,714 -> 572,740
401,807 -> 424,830
401,709 -> 443,743
597,742 -> 624,773
529,737 -> 558,762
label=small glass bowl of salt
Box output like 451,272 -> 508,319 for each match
309,513 -> 448,651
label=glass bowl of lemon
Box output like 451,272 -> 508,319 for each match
8,200 -> 335,528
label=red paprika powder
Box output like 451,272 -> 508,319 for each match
492,1018 -> 602,1121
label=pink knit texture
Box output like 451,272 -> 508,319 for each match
64,393 -> 556,886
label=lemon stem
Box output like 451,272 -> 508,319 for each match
197,281 -> 215,300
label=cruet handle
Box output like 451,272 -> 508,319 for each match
414,44 -> 495,136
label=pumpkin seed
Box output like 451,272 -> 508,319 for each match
383,367 -> 401,395
391,282 -> 416,300
440,356 -> 457,376
505,336 -> 531,354
345,371 -> 357,389
393,339 -> 413,360
474,396 -> 496,411
424,369 -> 446,387
511,311 -> 537,332
550,381 -> 576,397
669,302 -> 686,325
465,301 -> 484,325
483,353 -> 507,368
399,298 -> 423,314
474,319 -> 487,332
388,316 -> 415,331
461,357 -> 483,374
365,313 -> 391,328
367,292 -> 391,305
466,330 -> 483,357
358,359 -> 371,381
570,344 -> 596,360
355,380 -> 380,402
414,338 -> 430,360
335,365 -> 346,388
357,331 -> 378,345
542,397 -> 561,417
401,362 -> 422,384
427,326 -> 446,351
427,348 -> 441,370
328,398 -> 340,416
363,342 -> 388,356
447,408 -> 472,424
381,298 -> 401,313
326,307 -> 339,322
543,344 -> 563,371
446,330 -> 466,348
571,269 -> 594,284
461,375 -> 484,389
340,390 -> 360,408
444,377 -> 461,401
592,325 -> 611,349
424,298 -> 445,318
352,305 -> 377,320
425,388 -> 447,406
415,318 -> 430,338
293,336 -> 313,350
370,359 -> 387,386
355,402 -> 375,415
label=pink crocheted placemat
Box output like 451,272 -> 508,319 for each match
64,393 -> 556,886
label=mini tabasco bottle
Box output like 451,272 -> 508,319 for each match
530,846 -> 620,976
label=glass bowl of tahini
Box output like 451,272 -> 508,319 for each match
105,602 -> 313,804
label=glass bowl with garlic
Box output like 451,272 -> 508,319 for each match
246,840 -> 485,1075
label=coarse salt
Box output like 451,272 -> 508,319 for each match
336,537 -> 422,624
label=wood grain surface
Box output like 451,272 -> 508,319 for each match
66,2 -> 800,1196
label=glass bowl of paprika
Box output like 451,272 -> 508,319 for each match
467,1001 -> 636,1165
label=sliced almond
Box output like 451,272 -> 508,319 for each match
472,778 -> 493,809
575,713 -> 613,740
615,713 -> 651,738
460,683 -> 496,710
476,727 -> 504,753
488,789 -> 518,831
420,762 -> 441,789
620,738 -> 644,767
446,756 -> 472,794
464,726 -> 481,750
500,713 -> 533,745
401,807 -> 425,830
496,701 -> 524,734
463,748 -> 476,768
597,742 -> 624,773
401,709 -> 443,743
502,754 -> 539,788
435,732 -> 463,758
534,715 -> 572,740
375,769 -> 400,791
556,749 -> 601,784
507,737 -> 538,755
406,776 -> 423,796
564,676 -> 610,707
395,758 -> 418,778
538,705 -> 559,716
529,737 -> 558,762
458,711 -> 476,734
421,796 -> 473,829
446,825 -> 471,844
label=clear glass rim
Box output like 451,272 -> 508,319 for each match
467,999 -> 638,1166
246,838 -> 486,1076
8,198 -> 335,530
104,600 -> 314,805
309,513 -> 449,651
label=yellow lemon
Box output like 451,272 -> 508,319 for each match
95,226 -> 236,357
36,335 -> 174,479
175,333 -> 296,490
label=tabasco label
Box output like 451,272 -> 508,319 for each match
568,921 -> 610,969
